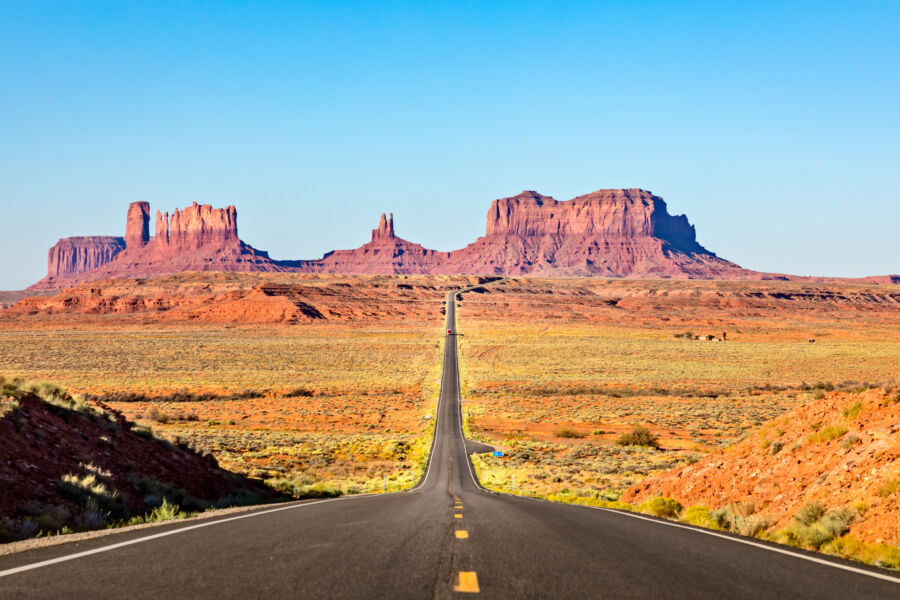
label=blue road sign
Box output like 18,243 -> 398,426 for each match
492,450 -> 503,457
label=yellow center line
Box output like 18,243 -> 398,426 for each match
454,571 -> 480,593
455,530 -> 469,539
454,514 -> 463,519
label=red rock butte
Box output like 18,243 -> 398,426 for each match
28,189 -> 899,290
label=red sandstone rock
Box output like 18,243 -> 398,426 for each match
45,236 -> 126,280
29,201 -> 283,290
26,189 -> 900,290
372,213 -> 395,240
125,202 -> 150,248
437,189 -> 738,277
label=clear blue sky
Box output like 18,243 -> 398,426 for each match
1,1 -> 898,288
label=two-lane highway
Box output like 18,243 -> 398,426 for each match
1,290 -> 898,598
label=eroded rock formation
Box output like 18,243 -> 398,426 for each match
46,236 -> 126,280
27,189 -> 898,290
30,201 -> 284,290
125,202 -> 150,248
440,189 -> 741,277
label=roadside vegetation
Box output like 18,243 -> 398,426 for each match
0,316 -> 445,544
0,377 -> 275,543
455,280 -> 900,571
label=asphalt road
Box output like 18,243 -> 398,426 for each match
1,290 -> 898,598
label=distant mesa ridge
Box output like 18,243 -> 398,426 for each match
28,189 -> 898,290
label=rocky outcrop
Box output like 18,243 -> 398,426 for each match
372,213 -> 395,240
622,388 -> 900,546
29,202 -> 286,290
125,202 -> 150,248
303,213 -> 449,274
484,189 -> 699,248
442,189 -> 742,277
27,189 -> 899,289
45,236 -> 126,280
158,202 -> 239,249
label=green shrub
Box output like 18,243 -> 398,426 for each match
839,434 -> 860,450
58,472 -> 127,519
0,399 -> 19,419
787,504 -> 855,549
877,478 -> 899,498
680,506 -> 719,529
841,401 -> 861,420
809,424 -> 848,443
641,496 -> 682,518
127,499 -> 186,525
133,424 -> 155,439
794,502 -> 826,526
284,388 -> 314,397
616,426 -> 659,449
822,535 -> 900,569
555,427 -> 586,439
711,501 -> 770,538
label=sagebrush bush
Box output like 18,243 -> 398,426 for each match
642,496 -> 682,518
680,506 -> 719,529
711,501 -> 770,538
794,502 -> 825,526
554,427 -> 586,439
616,426 -> 659,449
786,504 -> 855,549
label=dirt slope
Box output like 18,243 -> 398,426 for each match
0,386 -> 274,542
623,388 -> 900,545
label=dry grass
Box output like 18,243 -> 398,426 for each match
0,321 -> 444,496
455,279 -> 900,500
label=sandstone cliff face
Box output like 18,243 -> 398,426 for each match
29,188 -> 896,290
44,236 -> 126,286
485,189 -> 698,245
29,201 -> 283,290
157,202 -> 239,249
444,189 -> 738,277
125,202 -> 150,248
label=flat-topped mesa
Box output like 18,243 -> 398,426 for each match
154,202 -> 239,249
371,213 -> 395,242
125,202 -> 150,248
47,236 -> 126,278
485,189 -> 705,254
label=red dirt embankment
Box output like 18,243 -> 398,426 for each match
3,273 -> 480,326
623,389 -> 900,545
0,390 -> 273,540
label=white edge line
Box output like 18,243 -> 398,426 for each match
452,294 -> 900,586
0,495 -> 380,579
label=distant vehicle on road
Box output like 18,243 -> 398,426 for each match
447,329 -> 452,334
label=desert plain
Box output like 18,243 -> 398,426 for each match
2,273 -> 900,566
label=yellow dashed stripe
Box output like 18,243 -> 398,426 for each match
454,571 -> 480,593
